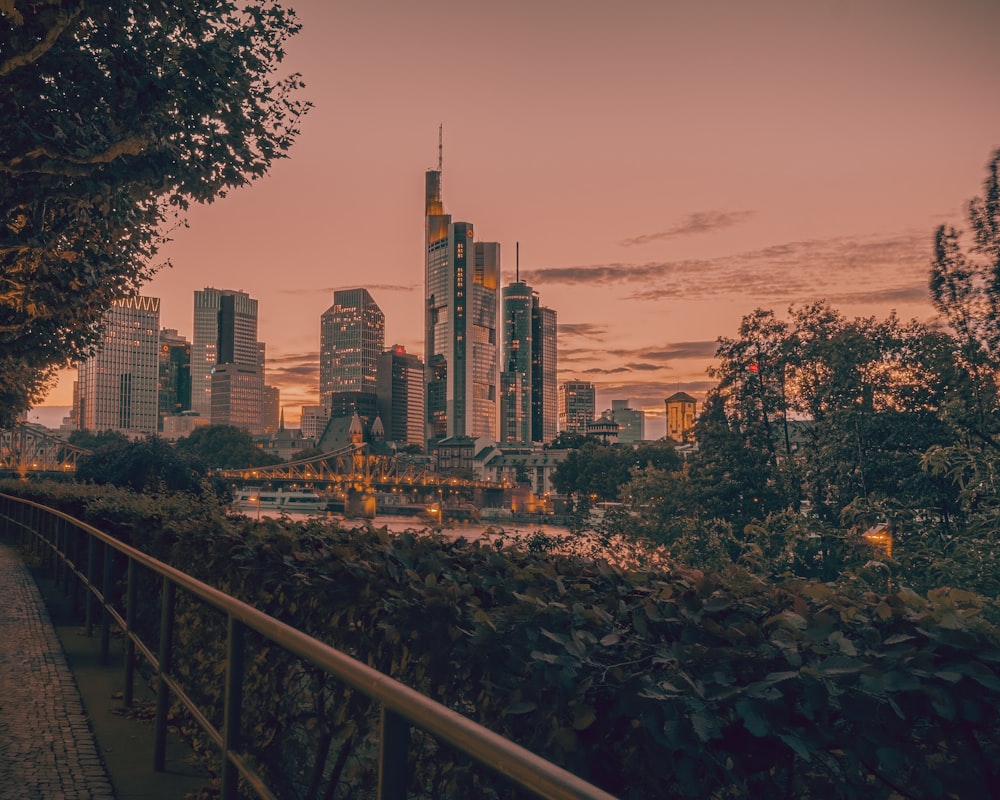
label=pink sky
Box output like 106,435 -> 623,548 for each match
31,0 -> 1000,437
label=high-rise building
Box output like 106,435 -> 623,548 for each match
300,405 -> 330,441
501,281 -> 533,444
665,391 -> 698,442
610,399 -> 645,444
262,385 -> 280,434
531,298 -> 557,444
376,345 -> 426,449
559,380 -> 595,434
425,156 -> 500,445
77,296 -> 160,436
191,288 -> 262,422
319,288 -> 385,418
158,328 -> 191,429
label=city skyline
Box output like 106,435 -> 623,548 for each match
30,0 -> 1000,438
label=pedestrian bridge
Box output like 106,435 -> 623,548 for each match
218,443 -> 506,517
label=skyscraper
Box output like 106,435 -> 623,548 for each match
531,297 -> 557,444
501,281 -> 533,444
610,399 -> 645,444
559,380 -> 596,434
158,328 -> 191,428
319,288 -> 385,417
77,296 -> 160,436
191,288 -> 262,422
376,345 -> 426,449
425,152 -> 500,445
501,269 -> 558,446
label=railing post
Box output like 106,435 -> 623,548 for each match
100,541 -> 113,665
59,517 -> 70,594
377,706 -> 410,800
124,559 -> 137,707
71,525 -> 83,615
221,616 -> 246,800
85,536 -> 96,637
154,577 -> 176,772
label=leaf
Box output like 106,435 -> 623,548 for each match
600,632 -> 621,646
818,655 -> 864,677
541,628 -> 567,646
573,705 -> 597,730
507,701 -> 537,715
690,708 -> 721,742
778,733 -> 812,761
735,699 -> 769,737
530,650 -> 558,664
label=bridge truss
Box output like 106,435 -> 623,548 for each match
0,423 -> 91,475
217,443 -> 502,493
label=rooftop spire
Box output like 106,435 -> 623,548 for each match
438,123 -> 443,172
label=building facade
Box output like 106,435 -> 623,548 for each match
77,296 -> 160,436
319,288 -> 385,416
191,288 -> 262,425
531,298 -> 557,444
665,391 -> 698,442
500,281 -> 533,444
559,380 -> 596,434
425,165 -> 500,446
157,328 -> 191,429
610,399 -> 645,444
300,405 -> 330,441
376,345 -> 425,449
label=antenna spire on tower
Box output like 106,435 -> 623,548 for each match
516,241 -> 520,283
438,124 -> 443,172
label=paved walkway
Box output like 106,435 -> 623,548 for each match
0,543 -> 115,800
0,543 -> 210,800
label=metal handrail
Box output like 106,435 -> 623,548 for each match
0,493 -> 618,800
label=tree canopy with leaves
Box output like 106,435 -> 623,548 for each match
929,148 -> 1000,445
0,0 -> 309,426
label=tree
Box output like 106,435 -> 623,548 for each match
175,424 -> 280,470
929,147 -> 1000,445
0,1 -> 309,426
76,435 -> 216,494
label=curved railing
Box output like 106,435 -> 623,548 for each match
0,493 -> 618,800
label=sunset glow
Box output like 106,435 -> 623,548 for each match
32,0 -> 1000,438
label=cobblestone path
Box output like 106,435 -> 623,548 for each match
0,544 -> 115,800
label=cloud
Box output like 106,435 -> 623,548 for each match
827,284 -> 931,306
558,322 -> 608,338
583,366 -> 631,374
265,352 -> 319,400
526,229 -> 935,309
563,341 -> 719,368
620,210 -> 756,246
280,284 -> 418,297
624,362 -> 663,371
615,342 -> 719,361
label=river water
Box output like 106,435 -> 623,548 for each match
236,508 -> 573,542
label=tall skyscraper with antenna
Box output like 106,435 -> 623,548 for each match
501,244 -> 558,445
424,132 -> 500,444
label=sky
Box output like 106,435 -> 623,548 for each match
30,0 -> 1000,438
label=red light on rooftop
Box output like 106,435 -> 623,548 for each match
748,363 -> 760,374
393,345 -> 405,356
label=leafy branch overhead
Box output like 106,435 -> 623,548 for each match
0,0 -> 310,425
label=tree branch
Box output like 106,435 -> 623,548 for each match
0,6 -> 84,78
1,134 -> 155,176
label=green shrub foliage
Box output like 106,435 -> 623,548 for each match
6,480 -> 1000,799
